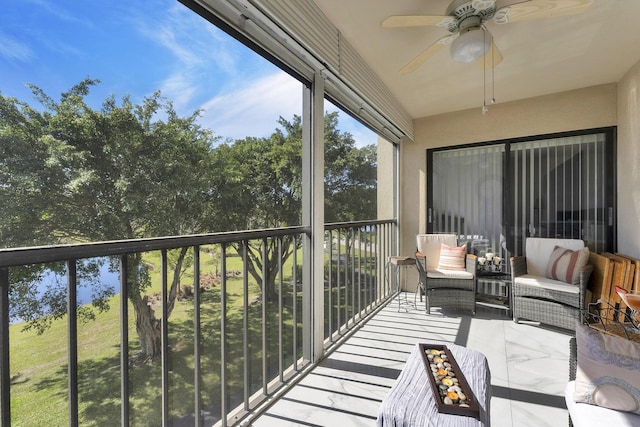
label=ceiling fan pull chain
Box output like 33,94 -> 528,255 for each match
482,28 -> 488,114
491,39 -> 496,104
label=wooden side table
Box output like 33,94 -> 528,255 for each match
387,256 -> 417,312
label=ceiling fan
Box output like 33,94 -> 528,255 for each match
382,0 -> 594,75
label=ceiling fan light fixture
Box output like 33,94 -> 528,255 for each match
450,27 -> 492,63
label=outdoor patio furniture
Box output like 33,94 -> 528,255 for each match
387,255 -> 419,312
415,234 -> 477,314
511,237 -> 593,331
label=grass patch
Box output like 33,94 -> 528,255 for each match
8,242 -> 374,425
8,245 -> 308,426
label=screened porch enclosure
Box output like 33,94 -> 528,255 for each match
428,128 -> 616,260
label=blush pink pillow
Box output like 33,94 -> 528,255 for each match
437,244 -> 466,271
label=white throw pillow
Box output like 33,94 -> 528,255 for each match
574,323 -> 640,415
545,245 -> 590,284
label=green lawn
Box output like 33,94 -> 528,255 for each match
9,246 -> 307,426
8,242 -> 373,426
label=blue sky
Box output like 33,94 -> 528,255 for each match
0,0 -> 376,145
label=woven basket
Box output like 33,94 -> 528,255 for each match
581,301 -> 640,343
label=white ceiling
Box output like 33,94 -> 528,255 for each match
312,0 -> 640,119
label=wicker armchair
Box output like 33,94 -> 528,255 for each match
415,234 -> 477,314
511,237 -> 593,331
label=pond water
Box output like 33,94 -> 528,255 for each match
10,259 -> 121,325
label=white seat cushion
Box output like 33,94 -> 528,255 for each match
426,268 -> 474,280
565,381 -> 640,427
513,274 -> 580,294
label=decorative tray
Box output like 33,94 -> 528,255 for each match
418,344 -> 480,419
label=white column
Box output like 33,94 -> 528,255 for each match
302,73 -> 325,362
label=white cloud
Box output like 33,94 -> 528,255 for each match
127,1 -> 376,145
198,71 -> 303,140
158,73 -> 197,112
154,25 -> 201,66
195,73 -> 379,144
350,127 -> 378,148
131,1 -> 244,113
0,32 -> 34,62
134,2 -> 237,73
133,7 -> 201,68
23,0 -> 87,26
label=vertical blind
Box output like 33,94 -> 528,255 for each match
429,129 -> 615,260
509,132 -> 612,256
430,144 -> 506,257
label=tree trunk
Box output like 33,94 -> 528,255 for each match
132,294 -> 161,363
127,247 -> 189,364
239,238 -> 296,303
166,246 -> 188,316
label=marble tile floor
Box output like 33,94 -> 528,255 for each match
250,293 -> 575,427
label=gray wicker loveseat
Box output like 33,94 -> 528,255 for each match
415,234 -> 477,314
511,237 -> 593,331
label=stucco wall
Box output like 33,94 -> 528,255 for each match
399,84 -> 620,288
617,59 -> 640,259
377,136 -> 395,220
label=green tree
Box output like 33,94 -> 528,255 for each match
207,117 -> 302,300
209,112 -> 377,300
323,112 -> 377,278
323,111 -> 377,223
0,79 -> 377,357
0,78 -> 218,361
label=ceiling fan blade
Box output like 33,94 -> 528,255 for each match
493,0 -> 593,24
400,35 -> 455,75
381,15 -> 451,28
476,41 -> 504,70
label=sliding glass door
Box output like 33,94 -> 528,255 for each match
428,128 -> 616,261
428,144 -> 506,257
508,131 -> 614,256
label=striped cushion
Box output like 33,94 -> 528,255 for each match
437,243 -> 466,271
545,245 -> 590,285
